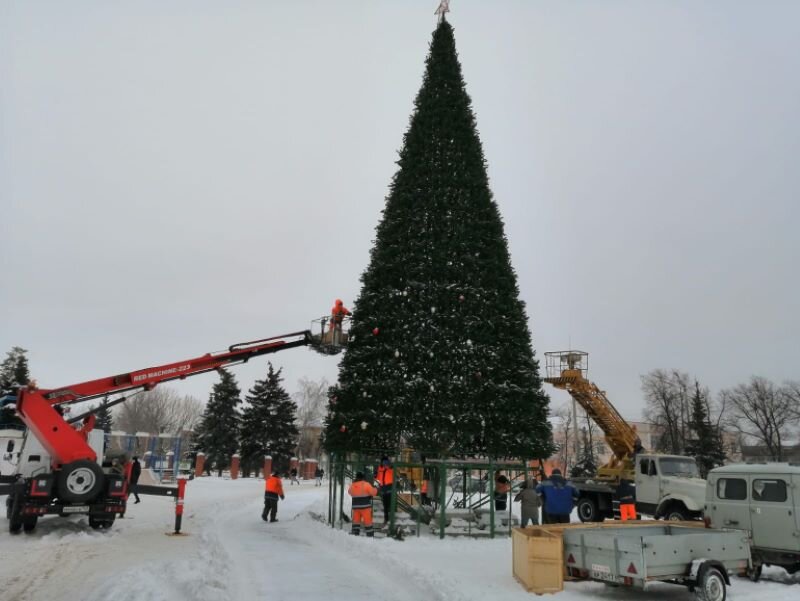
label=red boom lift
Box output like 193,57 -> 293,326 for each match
5,320 -> 347,534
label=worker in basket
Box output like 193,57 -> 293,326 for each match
327,298 -> 351,344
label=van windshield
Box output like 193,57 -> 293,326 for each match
659,458 -> 700,477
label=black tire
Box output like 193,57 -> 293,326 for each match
7,483 -> 24,534
696,566 -> 726,601
88,516 -> 115,530
577,497 -> 600,523
56,460 -> 105,503
23,517 -> 38,533
665,504 -> 689,521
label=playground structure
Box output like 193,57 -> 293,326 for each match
327,450 -> 536,539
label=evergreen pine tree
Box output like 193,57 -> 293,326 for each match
240,363 -> 299,476
685,381 -> 726,477
0,346 -> 31,427
94,398 -> 114,434
324,20 -> 552,459
194,369 -> 241,476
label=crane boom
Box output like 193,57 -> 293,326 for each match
15,322 -> 343,468
544,351 -> 640,481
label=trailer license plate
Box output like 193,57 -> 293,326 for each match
591,564 -> 613,581
62,506 -> 89,514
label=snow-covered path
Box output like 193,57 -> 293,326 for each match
1,478 -> 798,601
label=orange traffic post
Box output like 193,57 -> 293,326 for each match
174,477 -> 187,534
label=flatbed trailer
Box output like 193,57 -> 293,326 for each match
563,524 -> 751,601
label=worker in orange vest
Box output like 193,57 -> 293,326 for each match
348,471 -> 378,536
374,456 -> 394,526
420,477 -> 431,506
329,299 -> 351,331
263,469 -> 285,523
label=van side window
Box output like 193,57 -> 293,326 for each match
6,440 -> 13,453
752,479 -> 787,502
717,478 -> 747,500
639,459 -> 649,475
648,461 -> 658,476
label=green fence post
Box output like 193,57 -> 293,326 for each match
439,465 -> 446,540
489,460 -> 495,539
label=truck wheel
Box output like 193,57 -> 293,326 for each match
577,498 -> 600,522
665,505 -> 688,521
23,517 -> 38,533
56,460 -> 105,503
696,566 -> 726,601
7,484 -> 24,534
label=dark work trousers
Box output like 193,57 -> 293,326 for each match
128,482 -> 141,503
263,495 -> 278,522
381,489 -> 391,523
546,513 -> 570,524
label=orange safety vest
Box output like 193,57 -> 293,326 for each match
330,303 -> 351,325
420,480 -> 429,494
348,480 -> 378,509
376,465 -> 394,487
265,475 -> 284,499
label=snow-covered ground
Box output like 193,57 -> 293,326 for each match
1,478 -> 797,601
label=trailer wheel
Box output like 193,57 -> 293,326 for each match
56,460 -> 105,503
696,566 -> 726,601
577,497 -> 600,522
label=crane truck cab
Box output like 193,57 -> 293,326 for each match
573,453 -> 707,522
705,463 -> 800,580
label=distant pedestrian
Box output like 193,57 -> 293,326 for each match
314,466 -> 324,486
348,472 -> 378,536
514,478 -> 541,526
263,470 -> 285,522
128,456 -> 142,504
290,467 -> 299,485
536,468 -> 578,524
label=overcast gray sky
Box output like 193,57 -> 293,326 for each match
2,1 -> 798,421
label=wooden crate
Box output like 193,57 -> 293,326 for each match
512,527 -> 564,594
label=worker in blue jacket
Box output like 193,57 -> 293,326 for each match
535,468 -> 578,524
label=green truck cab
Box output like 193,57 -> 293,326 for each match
705,463 -> 800,579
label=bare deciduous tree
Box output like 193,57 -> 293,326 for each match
114,387 -> 203,435
642,369 -> 692,454
552,403 -> 575,473
721,377 -> 797,461
293,377 -> 329,459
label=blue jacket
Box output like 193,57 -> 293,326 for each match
536,475 -> 578,516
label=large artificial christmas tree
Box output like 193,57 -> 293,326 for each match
324,20 -> 552,459
240,363 -> 300,476
194,369 -> 242,476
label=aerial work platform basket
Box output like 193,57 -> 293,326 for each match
310,315 -> 351,355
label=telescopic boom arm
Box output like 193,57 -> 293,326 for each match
15,330 -> 317,467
